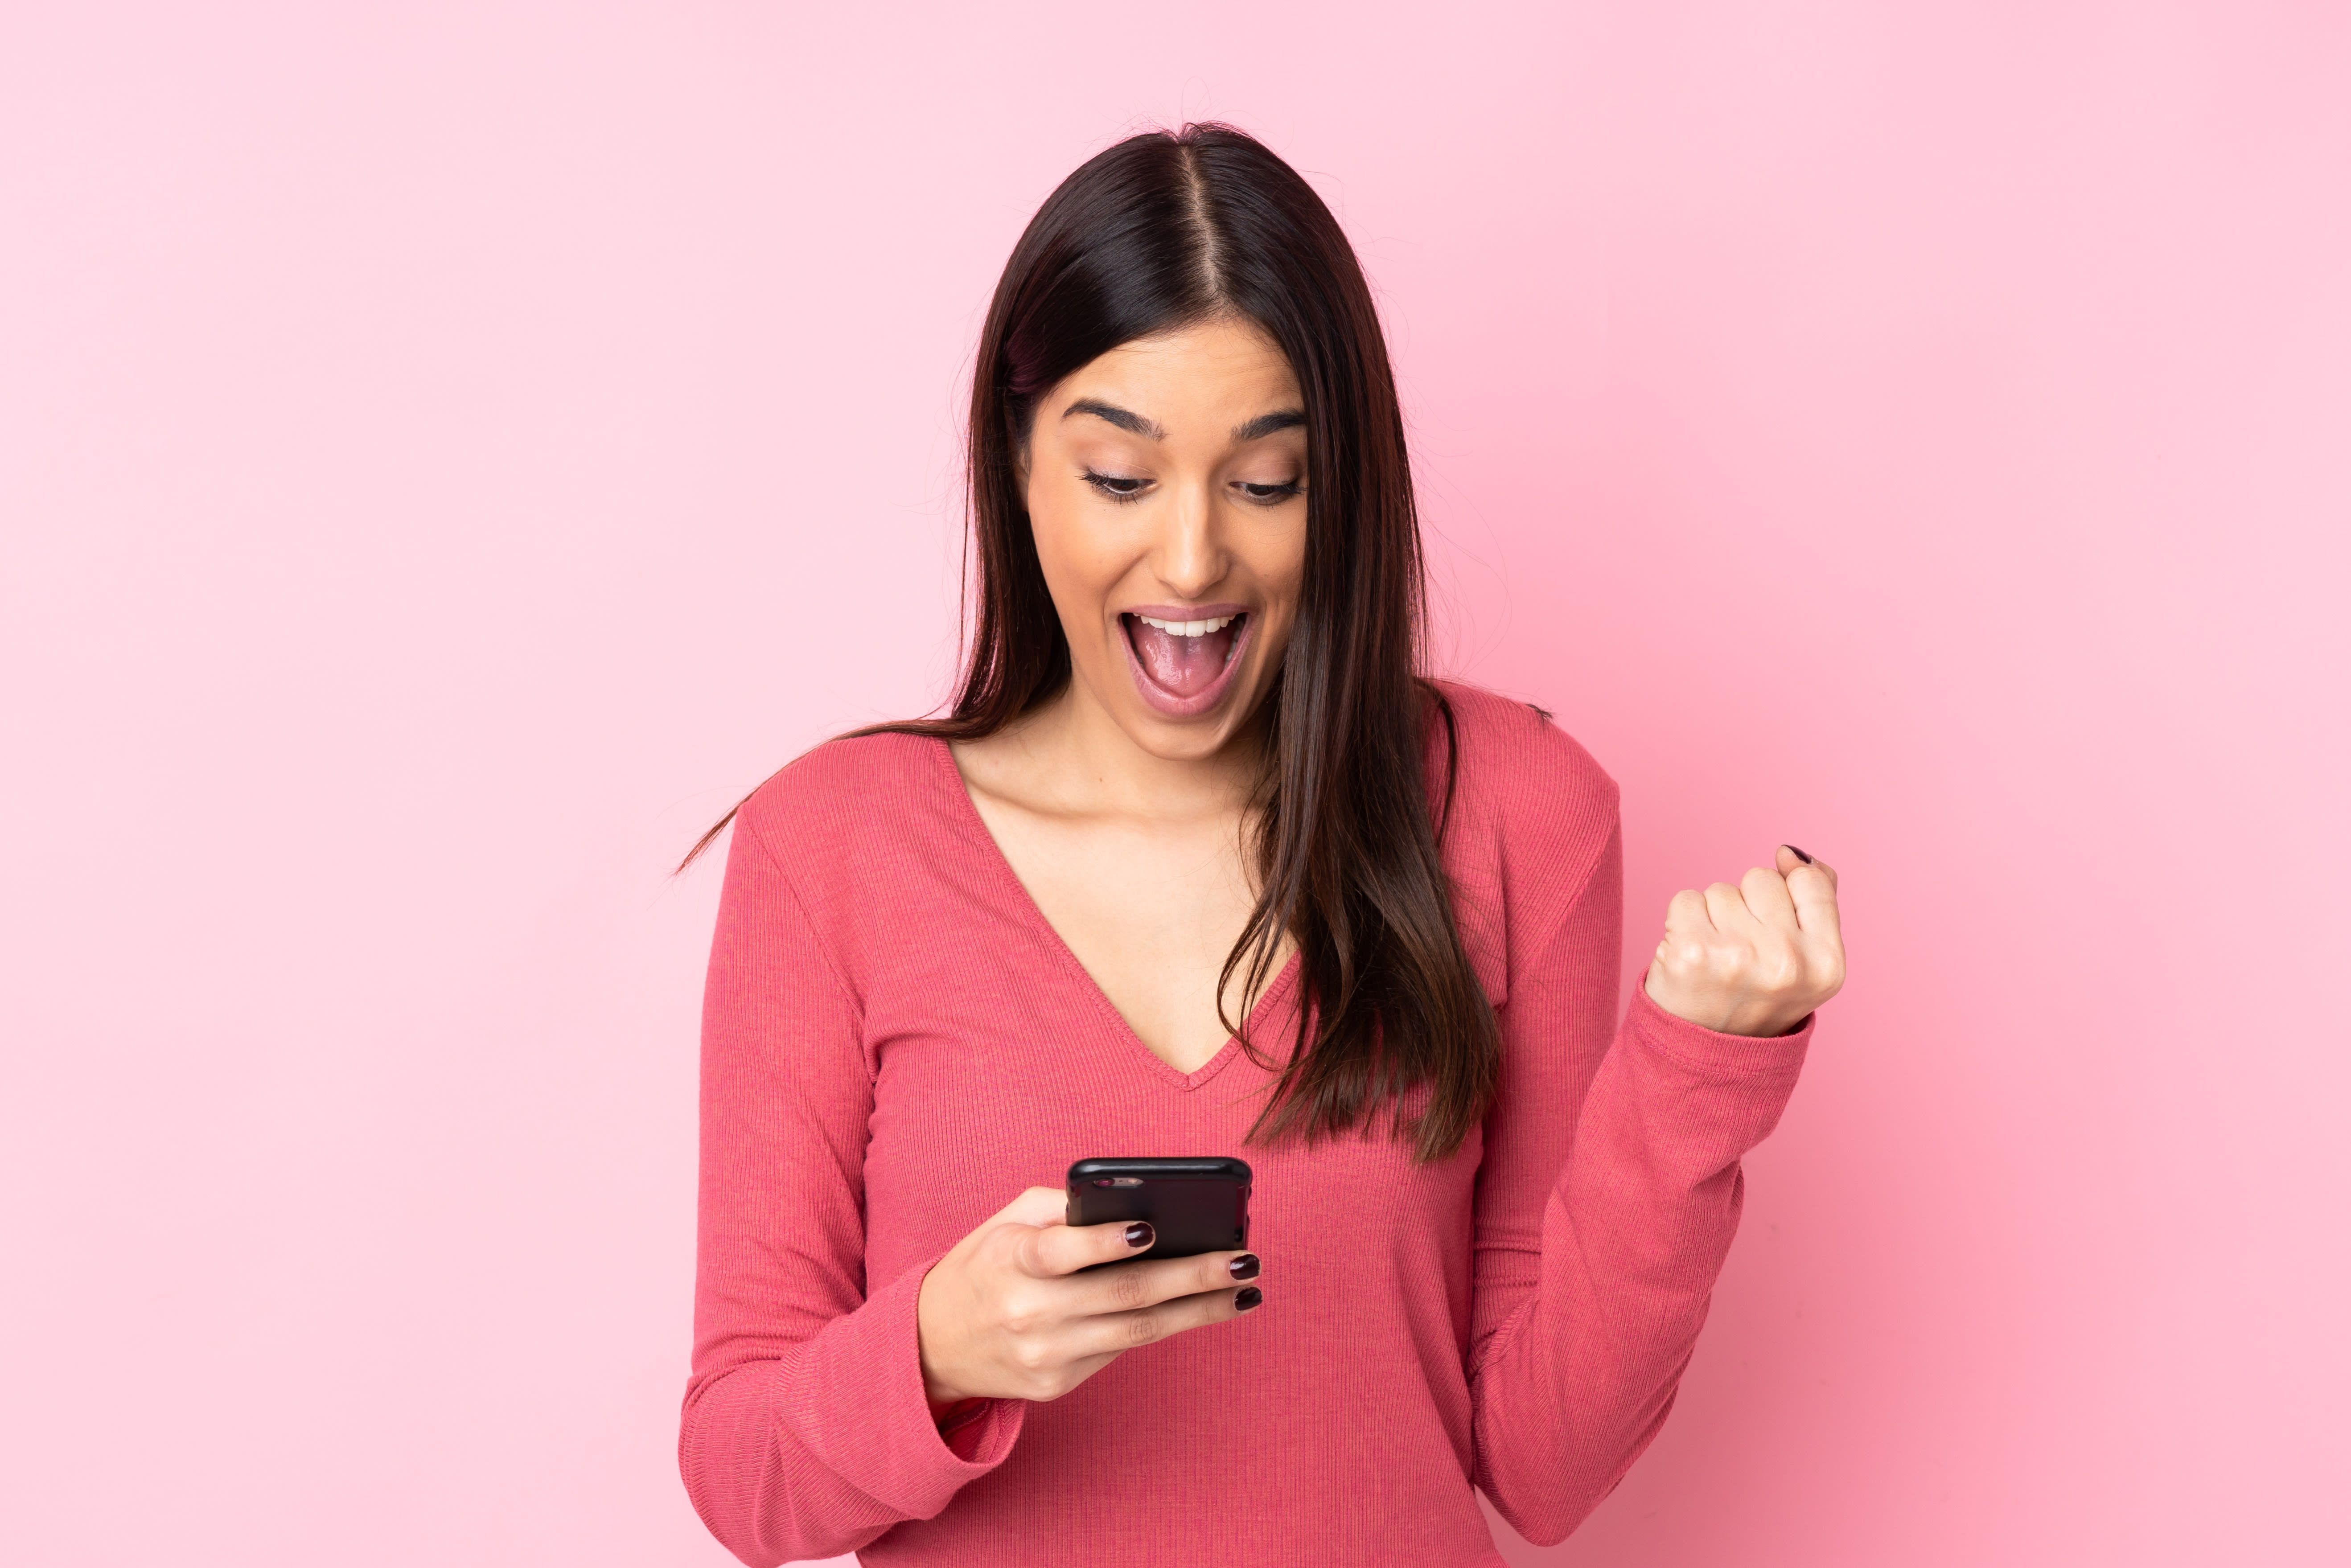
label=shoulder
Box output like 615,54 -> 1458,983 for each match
1429,679 -> 1618,844
1426,681 -> 1622,981
732,727 -> 949,874
719,729 -> 960,991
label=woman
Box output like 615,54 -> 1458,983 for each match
679,124 -> 1843,1568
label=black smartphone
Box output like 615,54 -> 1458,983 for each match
1065,1157 -> 1253,1261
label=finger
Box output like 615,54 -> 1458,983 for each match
999,1185 -> 1069,1229
1017,1211 -> 1160,1278
1784,859 -> 1843,941
1661,887 -> 1714,937
1702,880 -> 1760,936
1049,1347 -> 1124,1392
1072,1250 -> 1261,1317
1777,844 -> 1839,895
1741,864 -> 1800,934
1069,1282 -> 1262,1359
1652,889 -> 1712,989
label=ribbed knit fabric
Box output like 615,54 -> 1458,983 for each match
681,683 -> 1812,1568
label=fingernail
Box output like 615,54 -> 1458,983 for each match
1124,1222 -> 1155,1249
1233,1286 -> 1263,1312
1784,845 -> 1814,865
1228,1253 -> 1261,1281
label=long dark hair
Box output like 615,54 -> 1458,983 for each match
686,124 -> 1499,1162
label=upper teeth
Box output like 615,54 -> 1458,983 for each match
1136,614 -> 1238,637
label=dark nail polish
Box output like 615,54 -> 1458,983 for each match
1784,844 -> 1814,865
1228,1253 -> 1261,1281
1233,1286 -> 1263,1312
1124,1222 -> 1155,1250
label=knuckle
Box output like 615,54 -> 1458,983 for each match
1010,1340 -> 1051,1374
1123,1310 -> 1166,1347
1109,1267 -> 1152,1311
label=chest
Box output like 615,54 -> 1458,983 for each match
854,928 -> 1484,1330
964,793 -> 1278,1075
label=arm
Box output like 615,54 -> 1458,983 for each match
678,812 -> 1021,1567
1467,824 -> 1815,1545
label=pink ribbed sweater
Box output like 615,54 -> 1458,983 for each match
681,684 -> 1812,1567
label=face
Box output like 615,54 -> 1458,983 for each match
1021,316 -> 1308,763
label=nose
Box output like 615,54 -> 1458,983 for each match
1148,477 -> 1228,599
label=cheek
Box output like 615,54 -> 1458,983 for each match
1023,485 -> 1123,628
1023,484 -> 1087,586
1244,523 -> 1308,635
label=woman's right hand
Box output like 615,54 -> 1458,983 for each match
915,1185 -> 1263,1410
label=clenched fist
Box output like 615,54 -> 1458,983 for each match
1644,846 -> 1845,1038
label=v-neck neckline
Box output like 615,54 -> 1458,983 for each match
929,735 -> 1303,1093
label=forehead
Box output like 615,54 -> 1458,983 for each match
1054,319 -> 1300,425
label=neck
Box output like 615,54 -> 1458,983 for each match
1010,673 -> 1267,822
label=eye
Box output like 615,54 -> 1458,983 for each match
1083,470 -> 1151,503
1237,480 -> 1303,505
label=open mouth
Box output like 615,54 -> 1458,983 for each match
1120,608 -> 1252,717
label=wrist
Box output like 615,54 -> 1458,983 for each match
1643,968 -> 1807,1038
914,1264 -> 973,1414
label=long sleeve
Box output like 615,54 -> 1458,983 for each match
675,703 -> 1808,1567
678,803 -> 1023,1568
1466,821 -> 1812,1545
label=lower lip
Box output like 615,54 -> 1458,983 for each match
1120,614 -> 1255,719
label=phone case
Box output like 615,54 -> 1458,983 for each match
1065,1157 -> 1252,1260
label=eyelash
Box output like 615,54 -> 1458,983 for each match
1081,472 -> 1303,506
1083,471 -> 1150,504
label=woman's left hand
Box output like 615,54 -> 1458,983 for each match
1643,846 -> 1845,1038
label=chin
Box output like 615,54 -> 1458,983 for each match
1125,710 -> 1248,759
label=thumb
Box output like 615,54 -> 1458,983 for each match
1777,843 -> 1838,892
1000,1184 -> 1071,1230
1776,845 -> 1841,937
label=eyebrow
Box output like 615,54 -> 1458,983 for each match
1232,409 -> 1307,442
1059,399 -> 1309,445
1063,398 -> 1165,439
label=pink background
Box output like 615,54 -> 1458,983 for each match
4,4 -> 2346,1564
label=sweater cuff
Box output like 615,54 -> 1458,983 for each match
1626,980 -> 1814,1082
783,1252 -> 1027,1520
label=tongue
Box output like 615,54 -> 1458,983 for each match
1129,617 -> 1239,698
